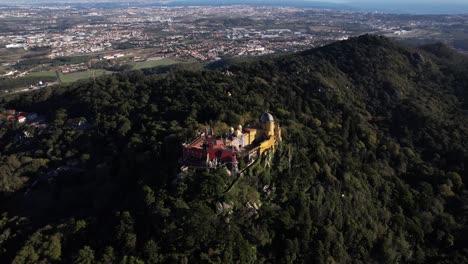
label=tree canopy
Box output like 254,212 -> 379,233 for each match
0,35 -> 467,263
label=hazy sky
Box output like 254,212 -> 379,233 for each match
0,0 -> 465,3
346,0 -> 466,2
0,0 -> 467,2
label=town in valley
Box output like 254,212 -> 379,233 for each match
1,4 -> 468,94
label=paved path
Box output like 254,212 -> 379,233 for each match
1,82 -> 59,97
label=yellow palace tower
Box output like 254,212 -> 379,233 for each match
258,113 -> 281,155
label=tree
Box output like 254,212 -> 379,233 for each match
120,256 -> 144,264
114,212 -> 136,253
143,240 -> 161,264
43,234 -> 62,261
12,245 -> 39,264
53,108 -> 68,127
142,186 -> 155,209
99,246 -> 116,264
74,246 -> 95,264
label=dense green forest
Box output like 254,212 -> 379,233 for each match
0,35 -> 467,263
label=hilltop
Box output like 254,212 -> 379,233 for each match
0,35 -> 467,263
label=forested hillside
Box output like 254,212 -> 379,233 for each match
0,35 -> 467,263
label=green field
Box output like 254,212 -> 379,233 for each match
0,65 -> 13,73
58,70 -> 111,83
132,58 -> 179,70
27,71 -> 57,78
1,57 -> 184,89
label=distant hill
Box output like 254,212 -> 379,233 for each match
0,35 -> 467,263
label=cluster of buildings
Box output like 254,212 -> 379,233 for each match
0,109 -> 89,130
0,6 -> 356,70
102,53 -> 125,60
0,109 -> 44,125
182,113 -> 281,173
60,63 -> 88,74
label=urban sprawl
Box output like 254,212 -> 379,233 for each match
1,5 -> 467,91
